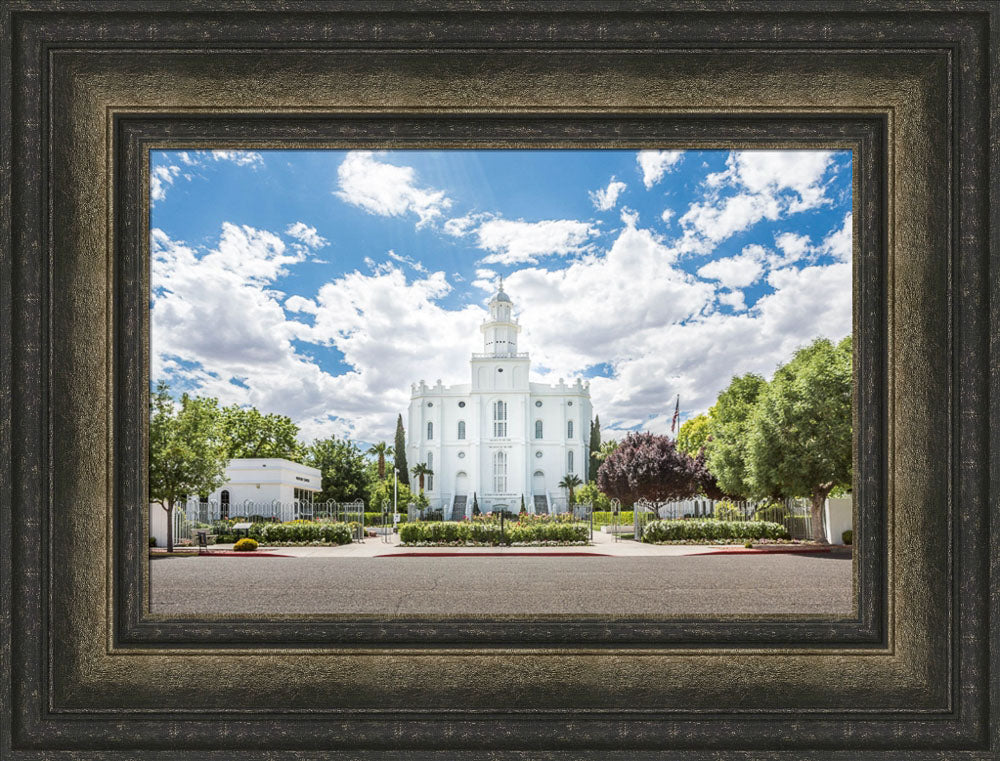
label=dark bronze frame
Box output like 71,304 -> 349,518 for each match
2,2 -> 997,757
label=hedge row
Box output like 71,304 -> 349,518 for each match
642,519 -> 790,543
591,511 -> 635,526
398,520 -> 589,546
247,522 -> 353,545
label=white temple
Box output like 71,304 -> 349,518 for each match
407,280 -> 593,517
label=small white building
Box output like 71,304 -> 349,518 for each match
149,457 -> 322,546
407,281 -> 593,517
201,457 -> 322,516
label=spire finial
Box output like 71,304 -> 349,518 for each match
498,275 -> 504,292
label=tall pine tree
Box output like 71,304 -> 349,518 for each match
393,413 -> 410,486
588,414 -> 601,481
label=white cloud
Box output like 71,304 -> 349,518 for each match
443,212 -> 492,237
675,150 -> 838,255
150,151 -> 264,204
696,248 -> 765,290
770,212 -> 853,268
717,290 -> 747,311
661,208 -> 675,225
210,150 -> 264,168
335,151 -> 452,228
589,177 -> 627,211
491,214 -> 851,437
821,212 -> 852,262
285,222 -> 328,249
150,165 -> 180,203
151,224 -> 492,443
387,249 -> 427,273
472,218 -> 598,265
637,150 -> 684,188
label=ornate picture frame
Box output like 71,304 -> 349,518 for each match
2,2 -> 997,757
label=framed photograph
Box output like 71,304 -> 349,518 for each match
2,2 -> 997,758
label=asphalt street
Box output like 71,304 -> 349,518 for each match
150,553 -> 853,617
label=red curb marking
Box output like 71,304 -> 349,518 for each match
377,552 -> 610,558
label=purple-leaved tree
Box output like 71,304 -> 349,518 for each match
596,432 -> 699,507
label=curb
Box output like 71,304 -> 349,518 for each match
377,551 -> 610,558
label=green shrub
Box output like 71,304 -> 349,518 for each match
592,510 -> 635,527
642,520 -> 790,543
233,537 -> 258,552
842,529 -> 853,545
248,521 -> 353,545
398,520 -> 588,546
148,536 -> 157,547
713,500 -> 742,521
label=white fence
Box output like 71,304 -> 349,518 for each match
180,498 -> 364,525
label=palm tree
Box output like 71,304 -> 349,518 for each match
559,473 -> 583,506
411,462 -> 433,494
368,441 -> 393,480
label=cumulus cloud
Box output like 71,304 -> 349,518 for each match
495,213 -> 851,436
637,150 -> 684,188
285,222 -> 328,249
472,218 -> 599,265
589,177 -> 627,211
717,290 -> 747,312
209,150 -> 264,168
696,246 -> 765,289
675,150 -> 838,255
335,151 -> 452,228
149,150 -> 264,204
151,224 -> 490,443
150,165 -> 180,203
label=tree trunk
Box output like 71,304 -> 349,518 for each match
810,489 -> 829,543
166,500 -> 174,553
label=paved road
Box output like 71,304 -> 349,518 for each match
150,553 -> 853,617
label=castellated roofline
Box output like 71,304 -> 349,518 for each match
410,378 -> 591,397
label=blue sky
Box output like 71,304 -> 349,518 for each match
150,148 -> 852,444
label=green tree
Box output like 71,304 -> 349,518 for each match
472,492 -> 480,516
219,404 -> 304,461
305,436 -> 369,504
520,494 -> 527,515
704,373 -> 768,498
558,473 -> 583,506
367,477 -> 414,514
746,336 -> 852,543
393,414 -> 409,486
411,462 -> 433,494
676,413 -> 712,458
574,481 -> 612,511
588,415 -> 602,480
149,382 -> 228,553
367,441 -> 393,480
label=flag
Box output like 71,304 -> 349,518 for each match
670,394 -> 680,434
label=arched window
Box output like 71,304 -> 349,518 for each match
493,450 -> 508,493
457,420 -> 466,440
567,420 -> 574,439
427,421 -> 433,440
535,419 -> 543,439
220,490 -> 230,520
568,450 -> 575,473
427,452 -> 433,491
493,400 -> 507,438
